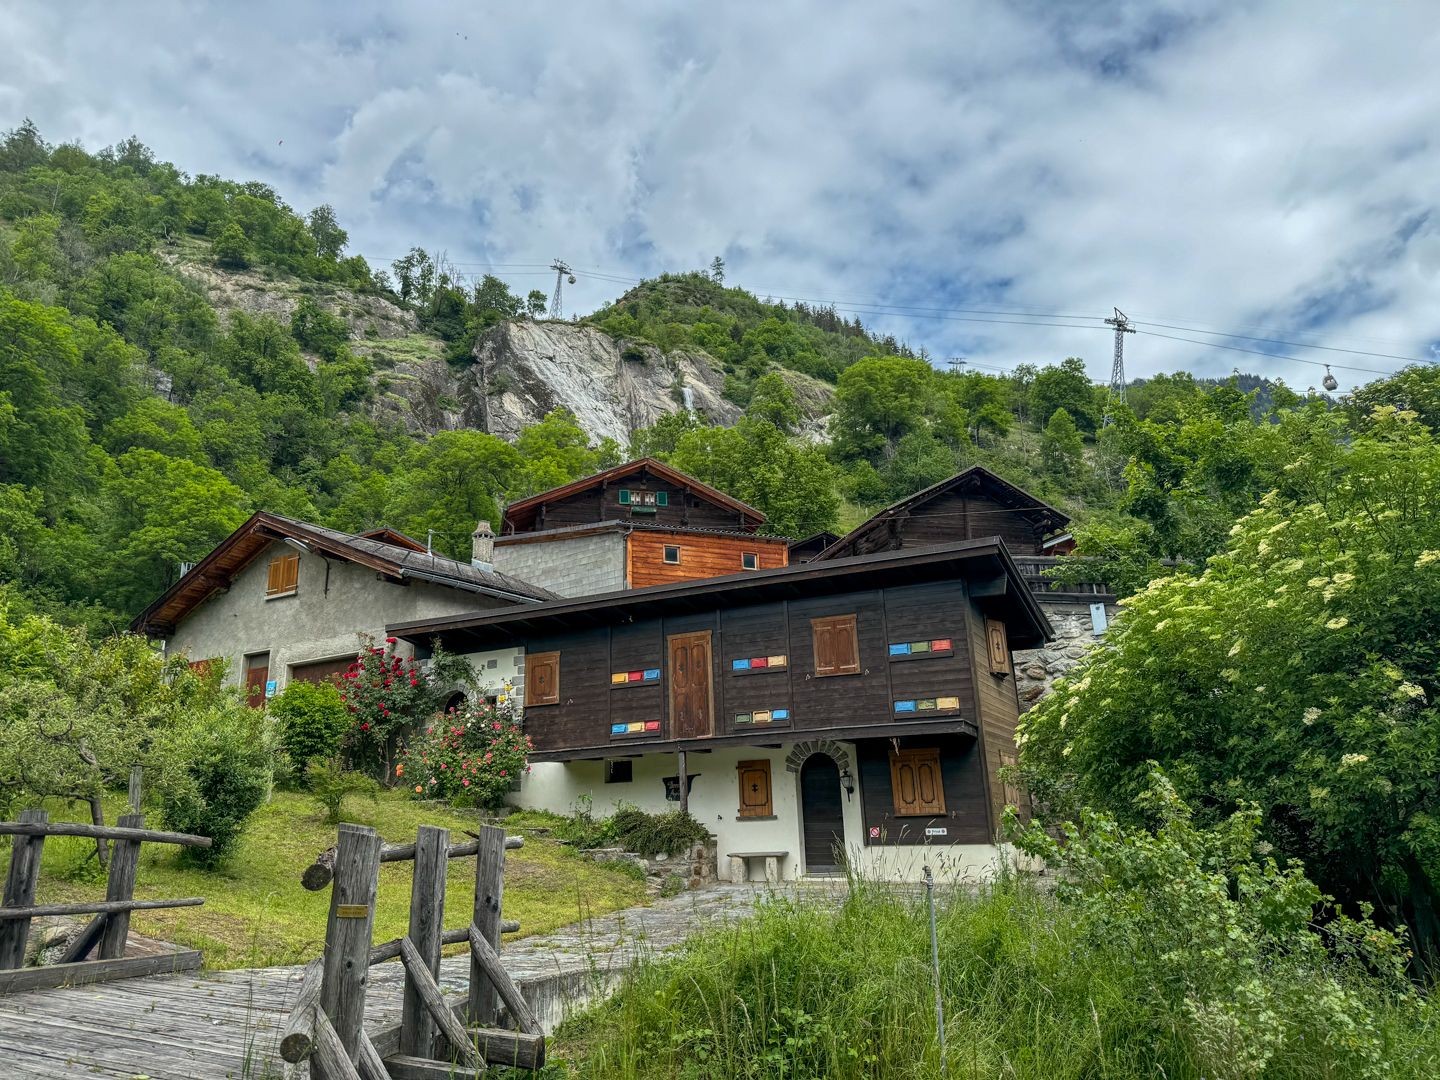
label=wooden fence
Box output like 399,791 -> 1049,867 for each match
282,822 -> 542,1079
0,807 -> 212,994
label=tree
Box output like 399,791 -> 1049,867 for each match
387,430 -> 521,558
511,409 -> 603,498
306,205 -> 348,261
1019,409 -> 1440,963
830,355 -> 937,462
526,290 -> 548,319
289,297 -> 350,360
746,372 -> 801,433
710,255 -> 725,284
1030,357 -> 1099,433
212,222 -> 252,269
630,410 -> 703,459
1040,407 -> 1084,476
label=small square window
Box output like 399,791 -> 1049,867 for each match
656,491 -> 669,506
605,759 -> 633,784
741,551 -> 758,571
618,489 -> 632,504
663,545 -> 681,564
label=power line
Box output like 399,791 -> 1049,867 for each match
1130,328 -> 1400,378
1129,318 -> 1437,367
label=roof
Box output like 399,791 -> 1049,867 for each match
357,527 -> 428,552
502,458 -> 766,533
816,465 -> 1070,561
493,519 -> 792,547
390,538 -> 1053,651
130,512 -> 556,637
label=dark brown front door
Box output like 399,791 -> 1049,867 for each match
244,653 -> 270,709
800,755 -> 845,872
668,631 -> 713,739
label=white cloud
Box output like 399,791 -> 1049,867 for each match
3,0 -> 1438,388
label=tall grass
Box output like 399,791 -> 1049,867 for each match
551,873 -> 1440,1079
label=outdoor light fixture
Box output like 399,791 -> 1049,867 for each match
840,767 -> 855,800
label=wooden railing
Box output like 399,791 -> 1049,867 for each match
1012,556 -> 1113,598
283,823 -> 541,1079
0,809 -> 211,993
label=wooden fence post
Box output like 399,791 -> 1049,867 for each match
399,825 -> 448,1059
468,824 -> 506,1025
0,809 -> 47,969
98,813 -> 143,960
317,824 -> 382,1079
127,767 -> 144,815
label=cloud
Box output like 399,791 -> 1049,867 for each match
3,0 -> 1438,389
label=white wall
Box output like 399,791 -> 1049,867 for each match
511,740 -> 1008,884
492,531 -> 626,597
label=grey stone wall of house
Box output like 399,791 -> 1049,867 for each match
1014,597 -> 1117,709
492,531 -> 627,597
164,539 -> 517,691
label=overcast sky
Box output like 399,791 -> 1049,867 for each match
3,1 -> 1437,389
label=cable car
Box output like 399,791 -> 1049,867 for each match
1322,365 -> 1338,392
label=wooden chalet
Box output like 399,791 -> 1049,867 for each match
492,458 -> 790,596
392,539 -> 1050,882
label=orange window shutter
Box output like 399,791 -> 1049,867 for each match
526,652 -> 560,707
266,557 -> 282,595
986,618 -> 1011,675
890,748 -> 946,816
737,760 -> 773,817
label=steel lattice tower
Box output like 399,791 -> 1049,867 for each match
1102,307 -> 1134,426
548,259 -> 573,320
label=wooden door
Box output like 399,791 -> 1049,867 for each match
244,659 -> 269,709
800,755 -> 845,872
668,631 -> 713,739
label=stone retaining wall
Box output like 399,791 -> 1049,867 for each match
1015,598 -> 1116,709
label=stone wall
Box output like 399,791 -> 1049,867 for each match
492,530 -> 627,597
1014,598 -> 1116,709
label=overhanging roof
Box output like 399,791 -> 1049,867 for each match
502,457 -> 766,533
390,538 -> 1053,651
494,519 -> 792,547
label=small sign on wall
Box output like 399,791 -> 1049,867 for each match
264,679 -> 277,699
1090,603 -> 1109,635
663,774 -> 699,801
925,827 -> 948,837
868,826 -> 881,839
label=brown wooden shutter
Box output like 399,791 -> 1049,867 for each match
811,614 -> 860,676
889,748 -> 946,817
267,553 -> 300,597
737,760 -> 773,817
668,631 -> 713,739
525,652 -> 560,707
985,618 -> 1011,675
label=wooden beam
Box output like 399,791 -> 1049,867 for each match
968,573 -> 1008,598
357,1031 -> 391,1080
55,912 -> 107,964
0,950 -> 201,994
278,958 -> 323,1062
0,821 -> 211,848
467,926 -> 542,1035
0,897 -> 204,920
400,826 -> 448,1057
311,1008 -> 363,1080
302,834 -> 523,891
320,824 -> 382,1069
99,812 -> 143,960
468,824 -> 506,1026
398,937 -> 484,1069
384,1055 -> 485,1080
369,922 -> 519,966
0,809 -> 46,969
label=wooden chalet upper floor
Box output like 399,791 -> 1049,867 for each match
391,539 -> 1052,761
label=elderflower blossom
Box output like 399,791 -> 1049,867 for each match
1303,707 -> 1322,725
1228,639 -> 1244,657
1279,558 -> 1306,574
1325,616 -> 1349,630
1340,753 -> 1369,768
1268,521 -> 1289,534
1307,576 -> 1330,588
1397,682 -> 1426,701
1416,551 -> 1440,568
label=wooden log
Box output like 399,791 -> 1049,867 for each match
127,766 -> 144,814
467,925 -> 542,1036
99,812 -> 143,960
470,1025 -> 547,1070
318,823 -> 382,1077
383,1054 -> 483,1080
56,912 -> 107,964
398,936 -> 484,1069
278,957 -> 323,1063
357,1030 -> 390,1080
467,824 -> 506,1026
0,809 -> 47,969
311,1008 -> 363,1080
0,897 -> 204,920
400,825 -> 448,1058
301,834 -> 523,891
0,949 -> 202,994
369,922 -> 519,965
0,820 -> 211,847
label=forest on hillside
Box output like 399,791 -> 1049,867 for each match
4,119 -> 1440,632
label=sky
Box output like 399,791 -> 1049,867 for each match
2,0 -> 1438,390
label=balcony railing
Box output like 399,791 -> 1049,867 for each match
1012,556 -> 1112,599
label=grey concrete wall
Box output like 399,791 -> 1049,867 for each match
492,532 -> 627,597
1014,597 -> 1117,709
164,540 -> 517,693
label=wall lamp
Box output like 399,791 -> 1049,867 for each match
839,767 -> 855,801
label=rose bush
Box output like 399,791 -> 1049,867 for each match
338,636 -> 470,779
397,697 -> 531,809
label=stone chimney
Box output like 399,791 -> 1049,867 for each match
471,519 -> 495,572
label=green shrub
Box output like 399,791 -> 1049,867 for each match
268,679 -> 350,780
157,707 -> 273,866
609,807 -> 709,858
306,756 -> 379,824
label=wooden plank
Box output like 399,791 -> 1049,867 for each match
302,835 -> 522,891
375,1022 -> 544,1071
400,825 -> 448,1057
0,821 -> 211,848
358,1030 -> 391,1080
0,809 -> 46,969
56,911 -> 107,964
466,926 -> 541,1035
0,949 -> 202,994
370,921 -> 519,965
467,824 -> 505,1025
127,766 -> 144,814
99,812 -> 143,960
398,937 -> 483,1069
319,823 -> 382,1077
313,1008 -> 364,1080
279,957 -> 323,1062
384,1054 -> 485,1080
0,897 -> 204,920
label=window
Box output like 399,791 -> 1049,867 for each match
525,651 -> 560,706
605,759 -> 633,784
619,489 -> 668,509
811,614 -> 860,676
741,551 -> 758,570
889,748 -> 946,817
998,750 -> 1023,813
266,552 -> 300,598
737,759 -> 774,817
985,618 -> 1012,676
188,657 -> 217,678
663,544 -> 681,564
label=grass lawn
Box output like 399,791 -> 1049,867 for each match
7,789 -> 649,970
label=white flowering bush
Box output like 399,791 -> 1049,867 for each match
1021,408 -> 1440,963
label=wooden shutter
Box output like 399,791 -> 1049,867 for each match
890,748 -> 946,817
668,631 -> 713,739
266,553 -> 299,597
985,618 -> 1011,675
188,658 -> 216,678
525,652 -> 560,707
811,614 -> 860,676
737,760 -> 773,817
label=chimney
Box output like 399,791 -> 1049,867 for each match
471,519 -> 495,572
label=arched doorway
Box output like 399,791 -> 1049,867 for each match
799,754 -> 845,873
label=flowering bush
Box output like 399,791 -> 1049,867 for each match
397,697 -> 532,809
338,636 -> 452,779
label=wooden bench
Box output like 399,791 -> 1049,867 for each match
728,851 -> 787,884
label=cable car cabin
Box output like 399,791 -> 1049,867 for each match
391,539 -> 1052,883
